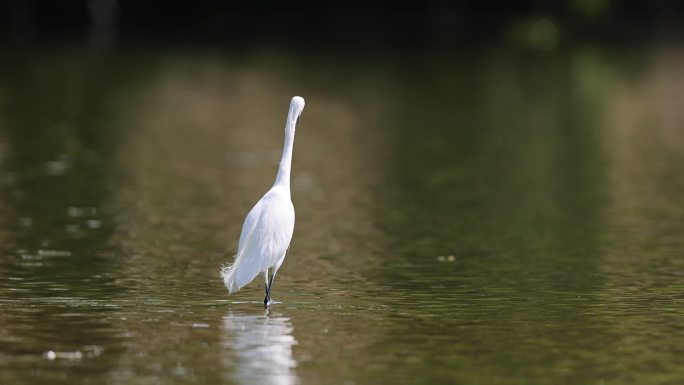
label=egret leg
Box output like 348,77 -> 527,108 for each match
264,253 -> 287,307
264,270 -> 278,307
262,270 -> 270,306
265,269 -> 278,298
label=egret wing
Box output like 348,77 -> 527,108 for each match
221,197 -> 264,293
234,198 -> 293,286
237,198 -> 262,251
221,190 -> 295,294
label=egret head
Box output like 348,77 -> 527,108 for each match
288,96 -> 305,131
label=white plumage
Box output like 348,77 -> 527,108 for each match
221,96 -> 305,306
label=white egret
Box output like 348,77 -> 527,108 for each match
221,96 -> 305,306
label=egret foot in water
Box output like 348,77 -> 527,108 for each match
263,273 -> 278,307
263,284 -> 272,307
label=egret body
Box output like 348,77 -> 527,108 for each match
221,96 -> 305,306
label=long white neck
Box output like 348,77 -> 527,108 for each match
273,114 -> 297,190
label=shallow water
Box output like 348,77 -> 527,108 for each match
1,44 -> 684,384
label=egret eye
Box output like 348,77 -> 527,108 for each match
296,116 -> 301,127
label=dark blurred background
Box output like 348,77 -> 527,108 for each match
1,0 -> 683,47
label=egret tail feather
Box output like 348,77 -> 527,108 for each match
220,258 -> 251,295
220,260 -> 241,294
220,249 -> 262,295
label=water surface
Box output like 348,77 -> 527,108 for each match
1,44 -> 684,384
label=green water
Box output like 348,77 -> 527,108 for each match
1,44 -> 684,385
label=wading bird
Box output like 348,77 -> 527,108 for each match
221,96 -> 305,306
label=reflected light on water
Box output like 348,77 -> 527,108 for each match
222,310 -> 298,385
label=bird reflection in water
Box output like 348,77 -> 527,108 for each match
222,309 -> 298,385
